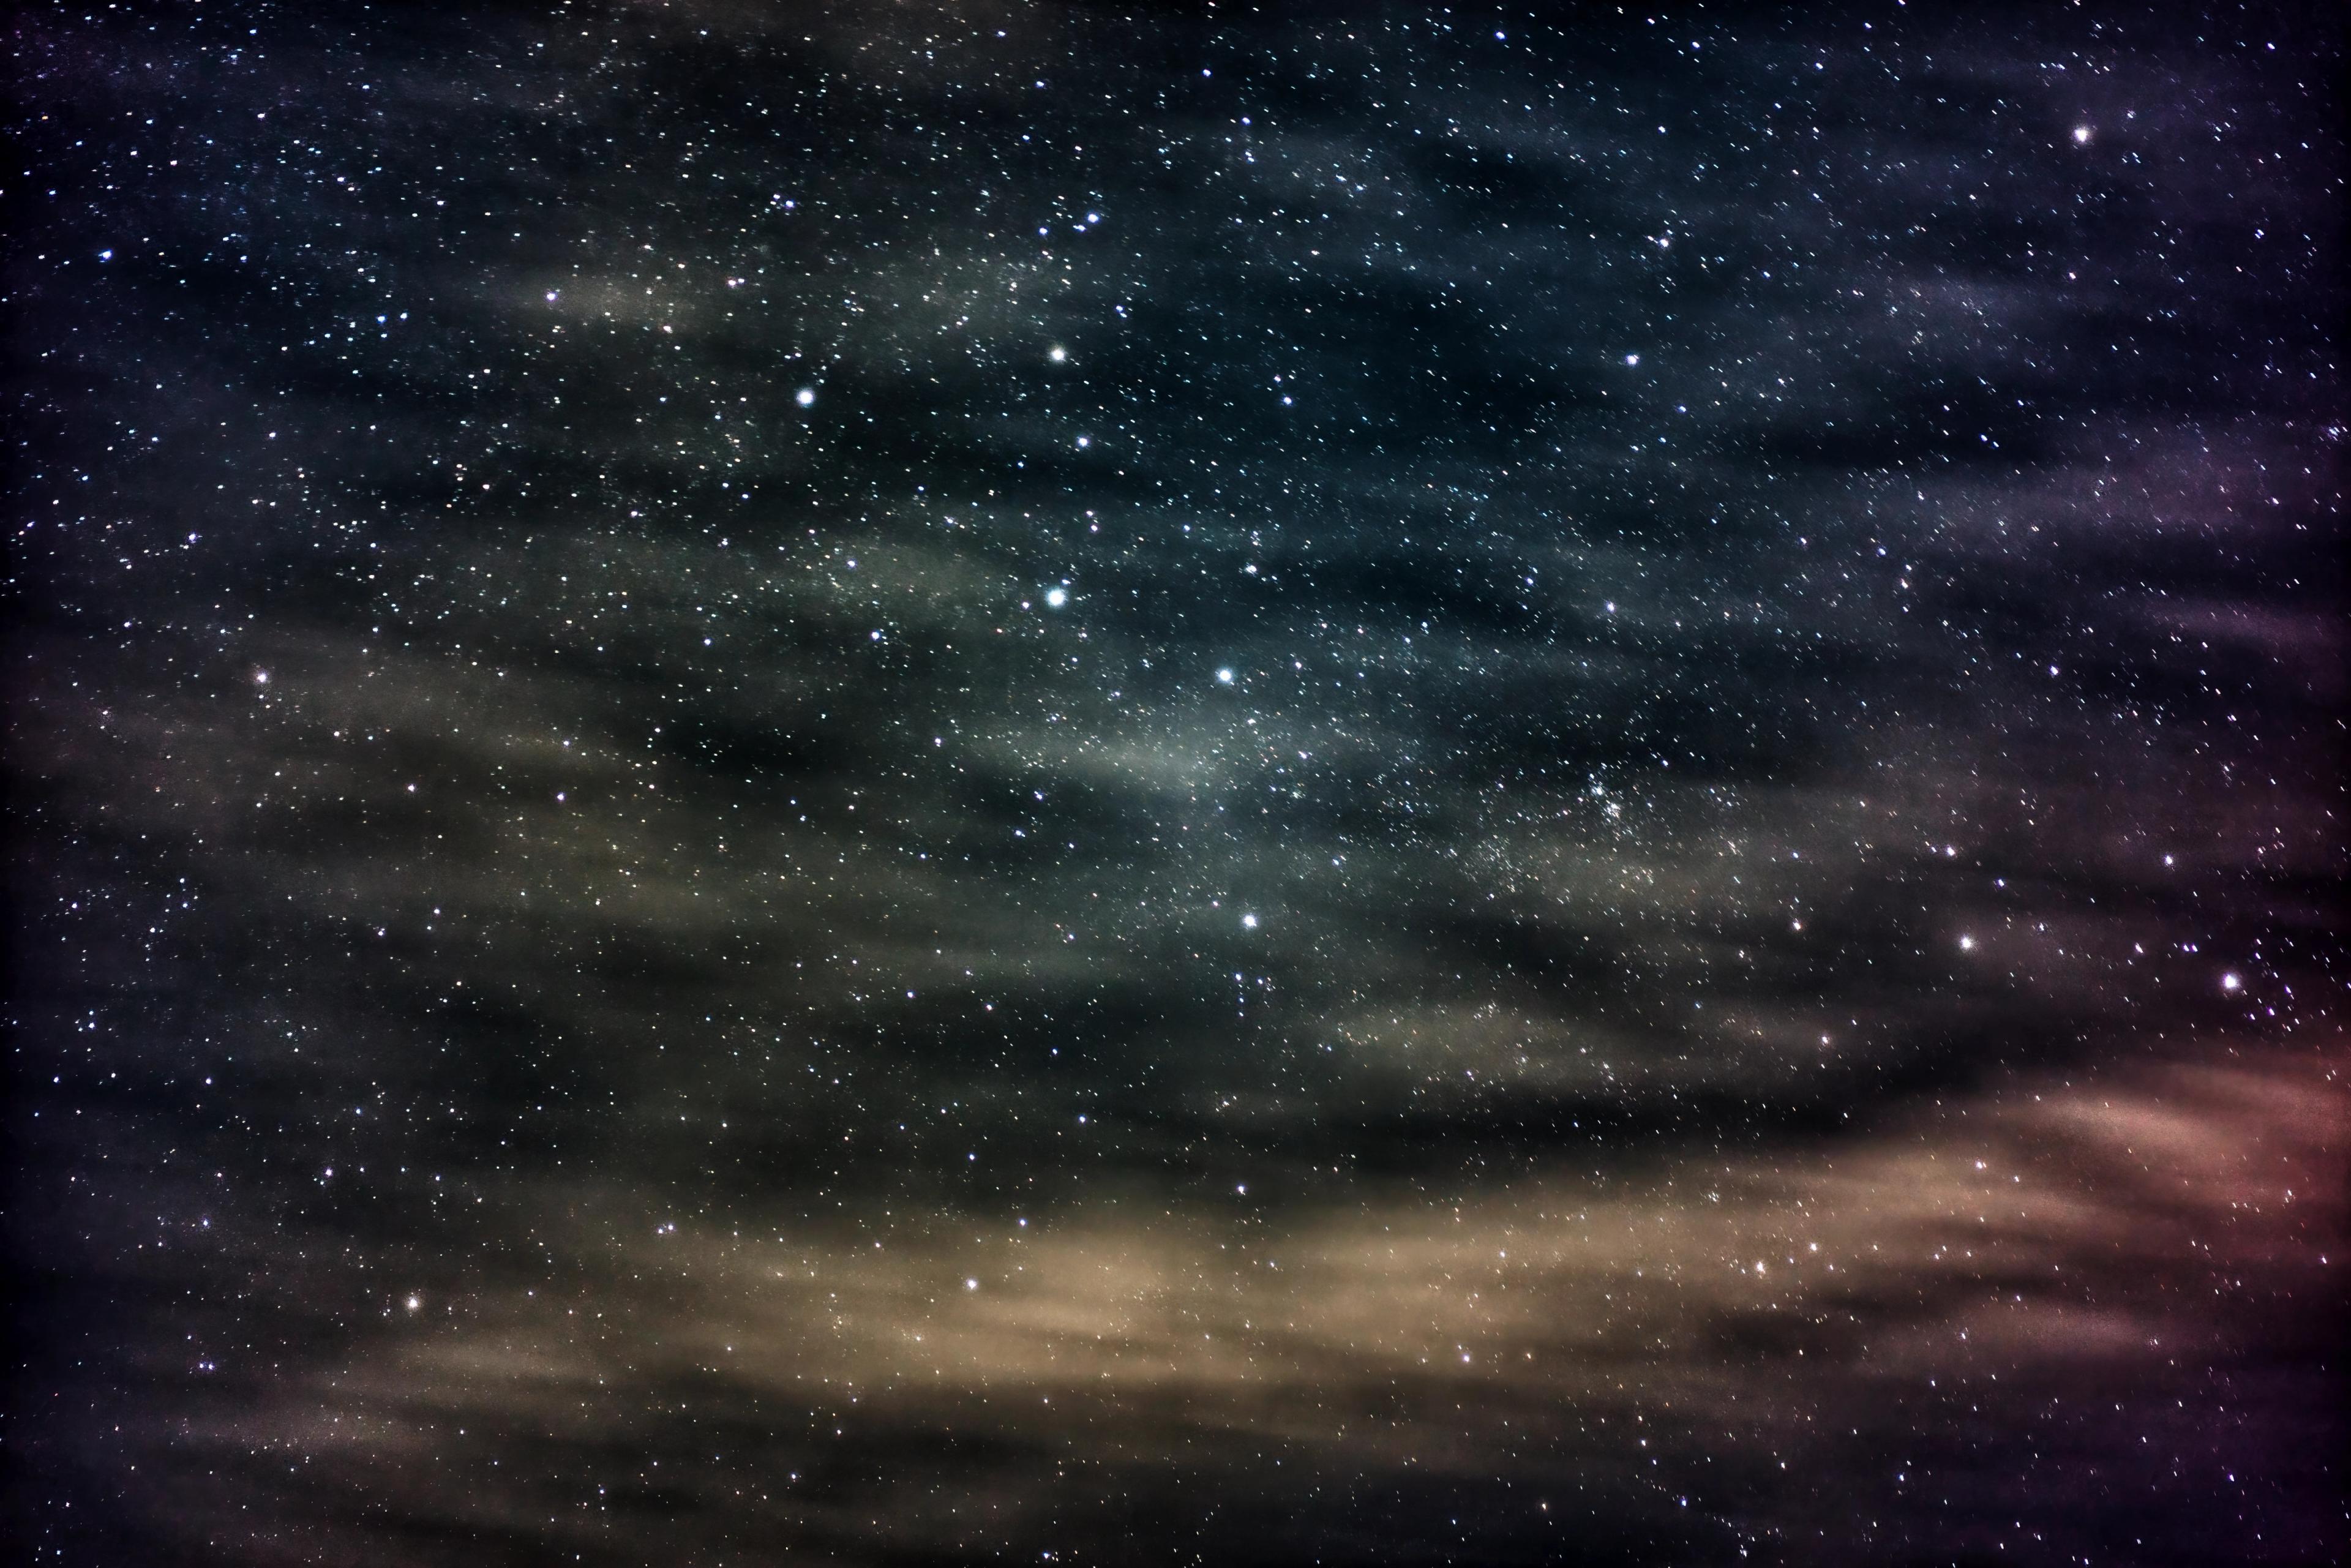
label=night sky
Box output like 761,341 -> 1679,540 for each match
7,2 -> 2347,1564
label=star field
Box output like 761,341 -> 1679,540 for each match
7,2 -> 2345,1564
